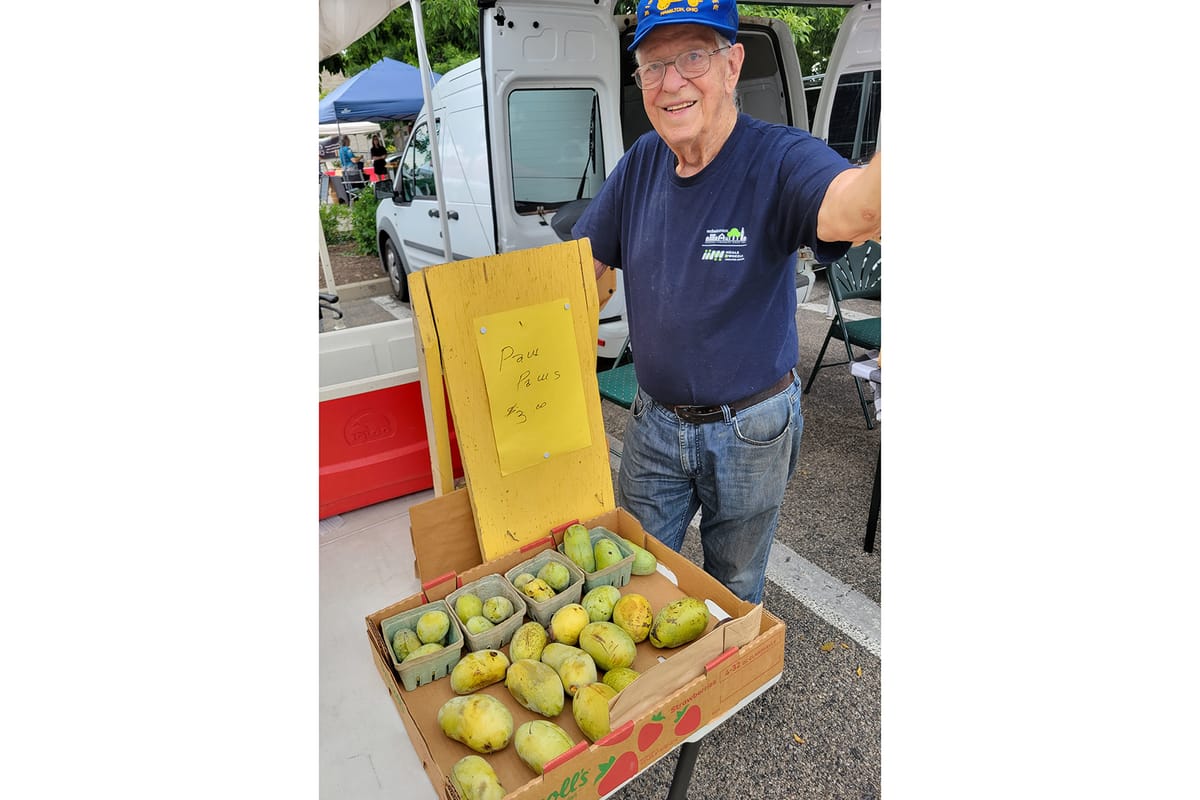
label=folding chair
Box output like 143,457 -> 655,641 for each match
804,240 -> 881,428
330,176 -> 352,205
341,168 -> 369,204
596,336 -> 637,409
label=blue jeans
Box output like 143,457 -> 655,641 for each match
616,371 -> 804,604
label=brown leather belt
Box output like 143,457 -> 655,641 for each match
663,370 -> 796,424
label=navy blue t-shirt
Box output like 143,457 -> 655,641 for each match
574,114 -> 852,406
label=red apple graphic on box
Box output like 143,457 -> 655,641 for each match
595,751 -> 640,796
674,704 -> 702,737
638,712 -> 665,752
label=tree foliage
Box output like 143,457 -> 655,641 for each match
319,0 -> 478,78
320,1 -> 847,91
742,5 -> 847,75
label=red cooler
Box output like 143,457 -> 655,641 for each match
319,319 -> 464,519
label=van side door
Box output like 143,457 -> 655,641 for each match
810,0 -> 881,164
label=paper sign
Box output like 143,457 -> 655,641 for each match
474,299 -> 592,475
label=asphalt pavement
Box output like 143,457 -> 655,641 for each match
322,274 -> 882,799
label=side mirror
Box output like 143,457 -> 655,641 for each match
374,180 -> 393,199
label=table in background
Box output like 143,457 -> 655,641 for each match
850,353 -> 881,553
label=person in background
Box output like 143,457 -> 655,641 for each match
369,133 -> 388,181
395,122 -> 411,151
338,136 -> 361,171
572,0 -> 880,604
320,142 -> 331,203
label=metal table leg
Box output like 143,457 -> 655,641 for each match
864,447 -> 881,553
666,739 -> 703,800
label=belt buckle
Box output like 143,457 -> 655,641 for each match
673,404 -> 721,423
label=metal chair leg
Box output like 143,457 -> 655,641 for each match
839,335 -> 875,430
851,374 -> 875,430
804,323 -> 836,394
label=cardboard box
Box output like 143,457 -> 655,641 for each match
366,493 -> 786,800
375,242 -> 786,798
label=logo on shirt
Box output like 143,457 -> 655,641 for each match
704,227 -> 748,247
700,226 -> 747,262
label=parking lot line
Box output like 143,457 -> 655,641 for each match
765,539 -> 881,656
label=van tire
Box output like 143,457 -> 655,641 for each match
384,238 -> 409,303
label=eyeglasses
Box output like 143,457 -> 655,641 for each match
632,46 -> 731,90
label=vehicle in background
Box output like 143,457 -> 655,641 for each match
803,73 -> 824,126
809,1 -> 881,164
375,55 -> 630,358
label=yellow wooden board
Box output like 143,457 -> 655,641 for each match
409,268 -> 456,496
410,240 -> 614,560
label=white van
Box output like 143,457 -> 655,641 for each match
375,0 -> 880,362
810,0 -> 881,164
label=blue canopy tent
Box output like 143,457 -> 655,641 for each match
319,57 -> 440,122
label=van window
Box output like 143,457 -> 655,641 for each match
826,70 -> 880,164
400,121 -> 436,200
508,89 -> 606,213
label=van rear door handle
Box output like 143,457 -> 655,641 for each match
428,209 -> 460,220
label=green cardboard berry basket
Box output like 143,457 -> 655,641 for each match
504,549 -> 585,627
445,573 -> 529,652
558,525 -> 635,592
380,599 -> 464,691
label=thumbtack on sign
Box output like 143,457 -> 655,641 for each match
480,327 -> 487,334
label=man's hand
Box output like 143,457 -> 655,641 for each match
594,259 -> 615,311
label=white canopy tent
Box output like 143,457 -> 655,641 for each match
318,120 -> 381,137
320,0 -> 409,61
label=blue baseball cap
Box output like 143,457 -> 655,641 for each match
628,0 -> 739,52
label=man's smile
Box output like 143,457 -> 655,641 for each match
663,100 -> 697,112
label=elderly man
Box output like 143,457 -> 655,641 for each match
573,0 -> 881,604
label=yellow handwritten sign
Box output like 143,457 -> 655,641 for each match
474,299 -> 592,475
